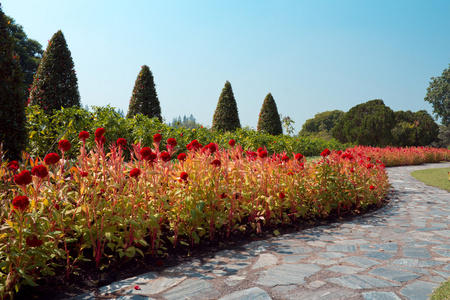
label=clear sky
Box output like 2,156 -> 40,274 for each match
3,0 -> 450,131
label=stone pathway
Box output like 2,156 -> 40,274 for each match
71,163 -> 450,300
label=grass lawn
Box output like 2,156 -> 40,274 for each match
410,167 -> 450,192
411,166 -> 450,299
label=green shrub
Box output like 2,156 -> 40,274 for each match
212,81 -> 241,132
257,93 -> 283,135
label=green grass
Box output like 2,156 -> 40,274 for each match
430,280 -> 450,300
410,167 -> 450,192
411,167 -> 450,299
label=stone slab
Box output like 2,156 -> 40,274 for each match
400,281 -> 439,300
327,265 -> 364,274
362,291 -> 401,300
257,264 -> 321,287
252,253 -> 278,269
162,278 -> 220,300
219,287 -> 272,300
368,267 -> 419,282
342,256 -> 380,268
325,244 -> 357,252
327,274 -> 400,289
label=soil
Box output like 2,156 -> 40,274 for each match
13,198 -> 390,300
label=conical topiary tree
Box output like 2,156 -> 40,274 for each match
126,65 -> 162,121
28,30 -> 80,114
212,81 -> 241,132
257,93 -> 283,135
0,5 -> 27,160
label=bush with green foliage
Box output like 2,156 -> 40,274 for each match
391,110 -> 439,147
299,110 -> 344,140
0,6 -> 27,160
332,99 -> 395,147
28,30 -> 80,114
26,105 -> 352,160
126,65 -> 162,121
425,63 -> 450,127
257,93 -> 283,135
212,81 -> 241,132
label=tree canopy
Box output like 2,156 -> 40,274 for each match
28,30 -> 80,114
257,93 -> 283,135
391,110 -> 439,147
332,99 -> 395,147
127,65 -> 162,121
299,110 -> 344,140
0,5 -> 27,160
424,64 -> 450,126
212,81 -> 241,132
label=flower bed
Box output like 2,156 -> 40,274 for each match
0,131 -> 397,297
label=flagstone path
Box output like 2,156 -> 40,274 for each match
71,162 -> 450,300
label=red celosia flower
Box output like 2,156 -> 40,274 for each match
177,153 -> 187,161
26,235 -> 43,247
229,139 -> 236,147
153,133 -> 162,143
294,153 -> 303,161
95,136 -> 106,144
367,164 -> 373,169
12,195 -> 29,211
80,171 -> 88,177
282,155 -> 289,162
211,159 -> 221,167
257,147 -> 264,153
148,153 -> 157,162
160,151 -> 171,162
95,128 -> 105,138
321,149 -> 331,157
220,193 -> 227,199
258,150 -> 268,158
58,139 -> 71,152
370,185 -> 375,190
117,138 -> 127,147
14,170 -> 32,186
140,147 -> 152,159
279,192 -> 286,199
130,168 -> 141,178
208,143 -> 217,153
44,153 -> 60,165
287,172 -> 294,176
180,171 -> 188,180
7,161 -> 19,171
167,138 -> 177,147
79,131 -> 90,141
32,165 -> 48,178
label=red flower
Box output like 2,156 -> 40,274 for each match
257,147 -> 264,153
294,153 -> 303,161
229,139 -> 236,147
366,164 -> 373,169
287,172 -> 294,176
32,165 -> 48,178
220,193 -> 227,199
177,153 -> 187,161
321,149 -> 331,157
134,286 -> 140,290
148,153 -> 157,162
140,147 -> 152,159
12,195 -> 29,211
211,159 -> 221,167
79,131 -> 90,141
58,139 -> 71,152
369,185 -> 375,190
26,235 -> 43,247
160,151 -> 171,162
80,171 -> 88,177
95,128 -> 105,138
14,170 -> 32,186
282,155 -> 289,162
208,143 -> 217,153
153,133 -> 162,143
130,168 -> 141,178
117,138 -> 127,147
167,138 -> 177,147
7,161 -> 19,171
279,192 -> 286,199
44,153 -> 60,165
180,171 -> 188,180
258,150 -> 268,158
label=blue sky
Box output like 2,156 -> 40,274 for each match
3,0 -> 450,132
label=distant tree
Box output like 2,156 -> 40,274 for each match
299,110 -> 344,140
28,30 -> 80,114
169,114 -> 199,129
0,5 -> 27,160
116,108 -> 125,118
212,81 -> 241,132
392,110 -> 439,147
126,65 -> 162,121
424,64 -> 450,126
5,16 -> 43,96
257,93 -> 283,135
432,125 -> 450,148
332,99 -> 395,146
